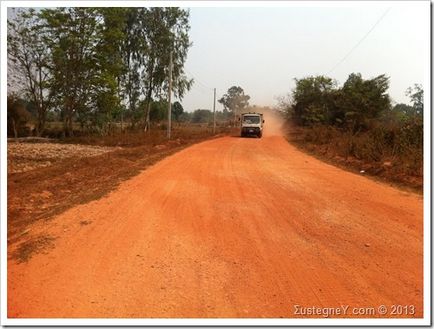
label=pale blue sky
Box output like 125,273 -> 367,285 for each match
180,3 -> 429,112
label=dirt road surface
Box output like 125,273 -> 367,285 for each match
8,123 -> 423,318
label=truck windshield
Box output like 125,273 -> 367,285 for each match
243,116 -> 260,124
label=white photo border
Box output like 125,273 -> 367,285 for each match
1,0 -> 431,326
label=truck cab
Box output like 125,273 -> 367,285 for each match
240,112 -> 264,138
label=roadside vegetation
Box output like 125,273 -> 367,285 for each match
7,7 -> 225,140
280,74 -> 423,190
7,8 -> 255,141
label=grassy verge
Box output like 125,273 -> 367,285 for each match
58,124 -> 230,147
286,124 -> 423,193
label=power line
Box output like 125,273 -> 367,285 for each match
189,83 -> 212,96
327,7 -> 391,75
194,82 -> 212,93
183,68 -> 217,112
184,68 -> 213,91
195,78 -> 212,91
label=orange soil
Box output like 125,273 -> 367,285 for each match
8,130 -> 423,318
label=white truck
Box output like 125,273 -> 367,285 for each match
240,112 -> 264,138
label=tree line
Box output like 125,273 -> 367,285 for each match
7,7 -> 192,137
282,73 -> 423,176
283,73 -> 422,131
146,85 -> 252,125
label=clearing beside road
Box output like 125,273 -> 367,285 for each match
7,129 -> 223,243
8,130 -> 423,318
7,142 -> 116,174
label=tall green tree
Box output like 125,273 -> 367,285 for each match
340,73 -> 391,132
91,8 -> 126,133
218,86 -> 250,121
291,75 -> 336,126
40,7 -> 128,136
120,8 -> 145,126
141,8 -> 193,131
8,8 -> 53,136
39,8 -> 105,136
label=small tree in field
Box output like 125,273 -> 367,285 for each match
406,84 -> 423,116
7,94 -> 32,138
172,101 -> 184,122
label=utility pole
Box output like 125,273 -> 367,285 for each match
213,88 -> 216,134
167,51 -> 173,139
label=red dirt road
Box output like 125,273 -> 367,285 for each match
8,133 -> 423,318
